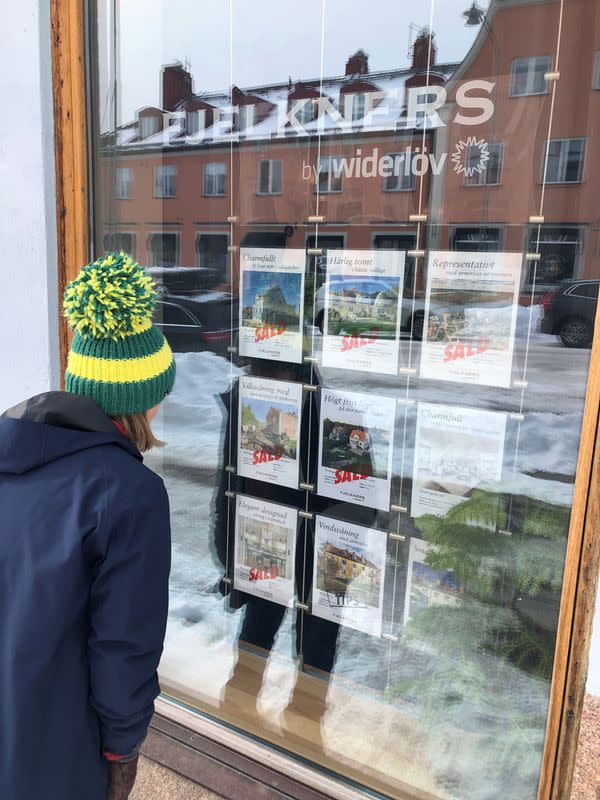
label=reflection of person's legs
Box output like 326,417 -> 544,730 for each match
222,596 -> 286,707
282,614 -> 340,746
239,595 -> 287,651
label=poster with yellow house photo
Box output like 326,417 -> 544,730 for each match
312,515 -> 387,637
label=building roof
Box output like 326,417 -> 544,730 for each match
105,60 -> 460,151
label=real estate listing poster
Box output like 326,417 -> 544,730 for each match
403,537 -> 464,626
234,494 -> 298,607
419,250 -> 522,387
312,515 -> 387,637
317,389 -> 395,511
411,402 -> 507,518
322,249 -> 404,374
237,376 -> 302,489
239,247 -> 306,364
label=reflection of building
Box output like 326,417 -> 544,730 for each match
101,0 -> 600,301
265,406 -> 297,438
322,543 -> 380,583
411,565 -> 464,611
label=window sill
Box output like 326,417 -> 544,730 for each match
146,697 -> 370,800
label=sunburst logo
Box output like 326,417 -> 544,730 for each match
452,136 -> 490,177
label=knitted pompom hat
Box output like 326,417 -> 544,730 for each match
64,252 -> 175,417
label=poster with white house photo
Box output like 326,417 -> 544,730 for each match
239,247 -> 306,363
317,389 -> 395,511
322,249 -> 404,374
411,402 -> 507,518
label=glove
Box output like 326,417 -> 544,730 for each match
105,756 -> 139,800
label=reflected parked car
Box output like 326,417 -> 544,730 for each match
539,280 -> 599,347
147,265 -> 220,295
153,293 -> 237,353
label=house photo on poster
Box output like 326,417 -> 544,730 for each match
317,389 -> 395,511
322,249 -> 404,374
238,247 -> 305,364
403,537 -> 464,626
312,516 -> 387,637
411,402 -> 507,518
237,376 -> 302,489
233,494 -> 298,608
420,251 -> 522,388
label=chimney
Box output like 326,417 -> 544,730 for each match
161,62 -> 193,111
411,30 -> 436,70
345,49 -> 369,76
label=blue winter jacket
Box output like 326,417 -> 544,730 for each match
0,392 -> 171,800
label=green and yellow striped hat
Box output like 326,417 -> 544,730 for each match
64,252 -> 175,417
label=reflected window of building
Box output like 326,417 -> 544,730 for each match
306,233 -> 344,279
197,233 -> 229,280
343,92 -> 367,121
204,162 -> 227,196
373,233 -> 417,292
317,156 -> 343,193
594,51 -> 600,90
452,226 -> 502,252
104,232 -> 136,258
257,159 -> 282,195
148,232 -> 179,267
154,165 -> 177,198
383,152 -> 416,192
526,226 -> 581,286
139,114 -> 160,139
115,167 -> 133,199
544,138 -> 586,183
510,55 -> 551,96
237,105 -> 255,131
415,91 -> 438,122
294,99 -> 316,125
465,142 -> 503,186
187,110 -> 204,136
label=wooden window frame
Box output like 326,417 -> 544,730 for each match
51,3 -> 600,799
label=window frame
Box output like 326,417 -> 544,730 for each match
316,155 -> 344,194
542,137 -> 586,184
195,230 -> 230,281
510,55 -> 552,97
257,159 -> 283,195
153,164 -> 177,198
147,231 -> 180,267
464,142 -> 504,187
115,166 -> 133,199
382,152 -> 416,192
203,161 -> 227,197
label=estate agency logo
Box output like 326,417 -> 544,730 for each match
302,137 -> 490,183
451,136 -> 490,177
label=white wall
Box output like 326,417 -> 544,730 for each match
0,0 -> 59,411
587,588 -> 600,694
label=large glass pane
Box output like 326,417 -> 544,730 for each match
89,0 -> 600,797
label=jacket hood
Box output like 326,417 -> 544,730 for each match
0,391 -> 141,474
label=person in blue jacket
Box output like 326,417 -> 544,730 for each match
0,253 -> 176,800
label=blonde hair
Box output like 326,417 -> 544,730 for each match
115,412 -> 164,452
